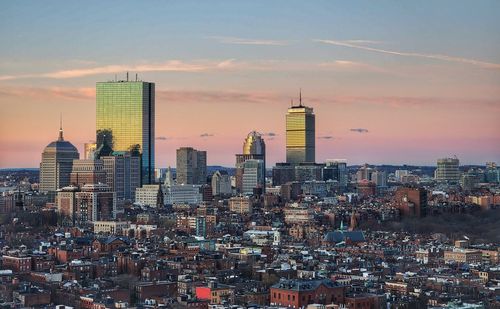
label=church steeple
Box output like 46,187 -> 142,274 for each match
58,114 -> 64,141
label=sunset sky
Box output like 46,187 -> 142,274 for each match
1,1 -> 499,168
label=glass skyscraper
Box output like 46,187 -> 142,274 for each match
96,80 -> 155,184
286,99 -> 315,164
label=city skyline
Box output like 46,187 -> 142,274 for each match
1,1 -> 500,168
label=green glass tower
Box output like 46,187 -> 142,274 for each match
96,79 -> 155,184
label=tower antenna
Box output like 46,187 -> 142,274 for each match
58,113 -> 64,141
299,88 -> 302,107
135,73 -> 138,82
126,71 -> 129,82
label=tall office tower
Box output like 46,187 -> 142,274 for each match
176,147 -> 207,185
371,170 -> 388,188
242,159 -> 265,195
70,159 -> 107,187
356,164 -> 373,182
286,93 -> 315,164
434,157 -> 460,184
235,131 -> 266,192
96,78 -> 155,185
102,151 -> 141,202
211,170 -> 232,196
40,125 -> 80,194
83,142 -> 97,160
324,159 -> 348,188
75,183 -> 116,225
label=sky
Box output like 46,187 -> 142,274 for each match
1,0 -> 499,168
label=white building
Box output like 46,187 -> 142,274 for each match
163,184 -> 202,205
211,171 -> 232,196
135,184 -> 162,207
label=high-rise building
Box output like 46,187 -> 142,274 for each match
84,142 -> 97,160
96,79 -> 155,184
235,131 -> 266,192
70,159 -> 107,187
211,170 -> 232,196
75,183 -> 116,225
286,93 -> 315,164
102,152 -> 141,202
356,164 -> 373,182
176,147 -> 207,185
40,125 -> 80,194
324,159 -> 348,188
435,157 -> 460,184
242,159 -> 265,195
371,170 -> 388,188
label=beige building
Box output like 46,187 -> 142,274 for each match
93,221 -> 130,234
229,196 -> 253,214
444,249 -> 482,264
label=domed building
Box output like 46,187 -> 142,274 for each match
39,124 -> 80,193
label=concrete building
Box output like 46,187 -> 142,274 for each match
176,147 -> 207,185
75,183 -> 116,224
394,187 -> 427,218
164,184 -> 202,205
242,159 -> 265,195
211,170 -> 232,196
69,159 -> 106,187
102,152 -> 141,202
435,157 -> 460,184
93,221 -> 130,234
229,196 -> 253,214
135,184 -> 163,207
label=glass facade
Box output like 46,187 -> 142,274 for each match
96,81 -> 155,184
286,106 -> 315,164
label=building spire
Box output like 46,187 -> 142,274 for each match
299,88 -> 302,107
58,113 -> 64,141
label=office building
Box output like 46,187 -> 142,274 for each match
163,184 -> 202,205
229,196 -> 253,214
235,131 -> 266,192
40,125 -> 80,194
56,185 -> 80,225
241,159 -> 265,195
75,183 -> 116,224
272,163 -> 296,186
135,184 -> 163,207
211,170 -> 232,196
83,142 -> 97,160
102,152 -> 141,201
371,170 -> 388,189
176,147 -> 207,185
69,159 -> 107,187
485,162 -> 499,183
286,93 -> 315,164
324,159 -> 348,188
96,79 -> 155,184
356,164 -> 373,182
434,157 -> 460,184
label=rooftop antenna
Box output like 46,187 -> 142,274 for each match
126,71 -> 129,82
58,113 -> 64,141
299,88 -> 303,107
135,73 -> 138,82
